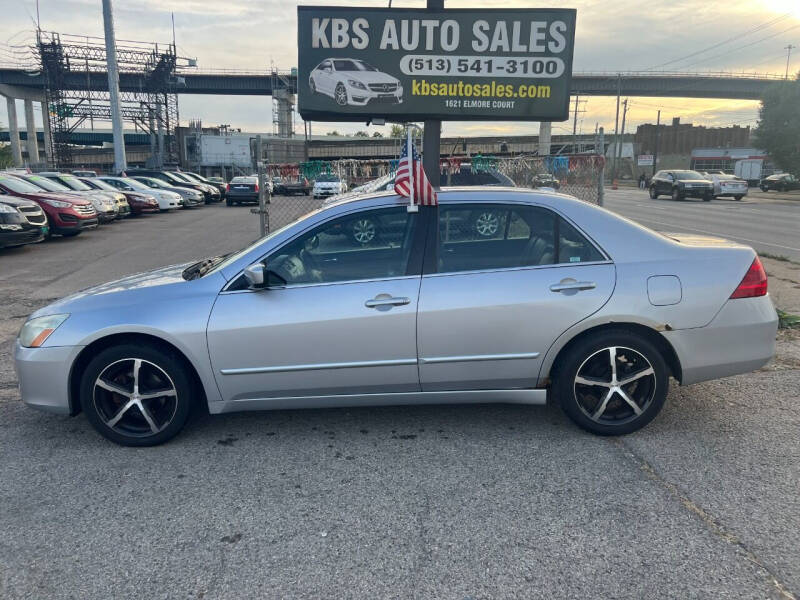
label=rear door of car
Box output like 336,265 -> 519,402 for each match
416,201 -> 615,391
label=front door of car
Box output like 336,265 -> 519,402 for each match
417,203 -> 615,391
207,205 -> 424,403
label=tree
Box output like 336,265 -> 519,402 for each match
372,132 -> 384,138
0,143 -> 12,169
353,131 -> 369,137
389,124 -> 405,138
325,130 -> 341,136
753,76 -> 800,178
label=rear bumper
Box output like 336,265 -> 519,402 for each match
14,341 -> 81,415
227,193 -> 259,203
663,295 -> 778,385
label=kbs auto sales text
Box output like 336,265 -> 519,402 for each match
310,18 -> 569,54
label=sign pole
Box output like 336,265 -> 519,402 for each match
422,0 -> 444,189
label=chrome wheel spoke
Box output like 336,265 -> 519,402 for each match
618,367 -> 654,387
132,359 -> 142,395
137,389 -> 176,401
105,398 -> 136,428
95,379 -> 132,398
575,375 -> 612,388
617,388 -> 643,416
609,347 -> 618,382
592,389 -> 614,420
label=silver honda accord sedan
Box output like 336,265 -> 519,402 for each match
14,188 -> 778,446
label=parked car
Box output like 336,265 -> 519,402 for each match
76,177 -> 132,217
167,171 -> 221,202
706,173 -> 748,200
313,174 -> 348,199
125,169 -> 216,203
178,171 -> 227,198
0,174 -> 98,236
207,176 -> 226,185
0,196 -> 46,249
99,177 -> 181,211
759,173 -> 799,192
649,170 -> 714,201
533,173 -> 560,189
14,188 -> 777,446
129,176 -> 204,207
275,178 -> 312,196
225,176 -> 261,206
72,170 -> 97,178
39,172 -> 128,218
309,58 -> 403,106
18,173 -> 117,223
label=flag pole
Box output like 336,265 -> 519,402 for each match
407,124 -> 418,213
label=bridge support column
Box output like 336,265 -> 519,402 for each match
40,100 -> 53,166
539,122 -> 552,156
24,99 -> 39,165
5,96 -> 23,167
274,89 -> 295,138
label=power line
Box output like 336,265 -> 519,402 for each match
643,12 -> 792,71
680,23 -> 800,70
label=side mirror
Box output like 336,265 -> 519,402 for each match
243,263 -> 265,289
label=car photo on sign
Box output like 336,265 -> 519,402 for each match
309,58 -> 403,106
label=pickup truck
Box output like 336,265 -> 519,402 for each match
274,178 -> 312,196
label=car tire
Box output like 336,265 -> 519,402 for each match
79,343 -> 194,446
649,186 -> 658,199
554,330 -> 669,436
760,185 -> 769,192
734,195 -> 744,201
61,231 -> 81,237
334,83 -> 348,106
226,199 -> 233,206
703,192 -> 712,202
671,188 -> 682,201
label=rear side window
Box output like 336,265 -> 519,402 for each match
437,204 -> 604,274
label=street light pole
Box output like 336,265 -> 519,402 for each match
785,44 -> 795,80
652,109 -> 660,178
101,0 -> 127,174
422,0 -> 443,188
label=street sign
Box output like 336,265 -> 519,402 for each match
297,6 -> 576,122
637,154 -> 654,166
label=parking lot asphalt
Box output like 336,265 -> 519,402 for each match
1,196 -> 799,599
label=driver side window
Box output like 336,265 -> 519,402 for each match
264,207 -> 418,286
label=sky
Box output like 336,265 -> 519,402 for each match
1,0 -> 799,138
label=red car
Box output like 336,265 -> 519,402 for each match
0,174 -> 98,237
82,179 -> 159,215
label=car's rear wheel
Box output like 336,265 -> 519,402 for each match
734,195 -> 744,201
649,186 -> 658,199
80,343 -> 194,446
554,330 -> 669,435
703,192 -> 712,202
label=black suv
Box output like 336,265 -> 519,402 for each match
649,170 -> 713,201
759,173 -> 799,192
125,169 -> 219,203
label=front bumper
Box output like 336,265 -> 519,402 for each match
679,186 -> 713,198
0,227 -> 44,248
662,295 -> 778,385
14,341 -> 82,415
348,88 -> 403,106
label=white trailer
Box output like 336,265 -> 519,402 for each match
734,159 -> 763,185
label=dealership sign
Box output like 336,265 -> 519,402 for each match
637,154 -> 654,166
297,6 -> 576,122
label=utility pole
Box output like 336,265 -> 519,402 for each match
571,95 -> 586,153
652,109 -> 661,178
422,0 -> 443,188
785,44 -> 795,80
616,98 -> 628,179
101,0 -> 127,174
611,74 -> 621,181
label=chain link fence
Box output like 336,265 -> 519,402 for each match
263,153 -> 605,231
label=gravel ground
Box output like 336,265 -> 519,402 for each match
0,195 -> 798,599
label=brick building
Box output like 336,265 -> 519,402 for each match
635,118 -> 751,156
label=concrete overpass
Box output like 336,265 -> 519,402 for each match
0,68 -> 784,100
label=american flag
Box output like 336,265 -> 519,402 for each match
394,137 -> 437,206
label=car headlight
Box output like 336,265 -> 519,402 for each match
19,314 -> 69,348
0,203 -> 16,213
348,79 -> 367,90
41,198 -> 73,208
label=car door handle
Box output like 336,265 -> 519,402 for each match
549,281 -> 597,293
365,296 -> 411,308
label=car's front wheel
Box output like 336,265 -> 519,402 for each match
554,330 -> 669,435
80,343 -> 194,446
334,83 -> 348,106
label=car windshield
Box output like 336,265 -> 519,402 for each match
333,59 -> 359,71
26,176 -> 71,192
0,175 -> 44,193
179,172 -> 204,183
58,176 -> 93,191
169,172 -> 195,183
316,174 -> 339,182
231,177 -> 257,184
354,60 -> 378,71
117,177 -> 149,191
674,171 -> 705,180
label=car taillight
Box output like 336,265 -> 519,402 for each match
226,183 -> 230,192
730,257 -> 767,299
254,183 -> 259,192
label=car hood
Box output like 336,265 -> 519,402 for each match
347,71 -> 398,85
38,191 -> 92,205
0,196 -> 37,208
